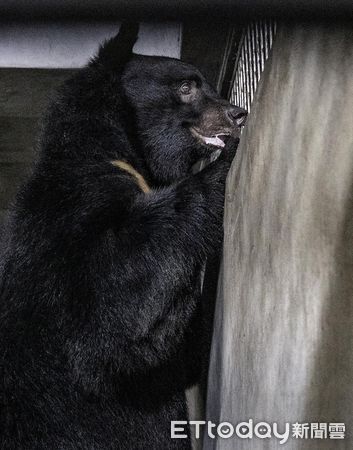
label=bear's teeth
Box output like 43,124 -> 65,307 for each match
204,136 -> 225,148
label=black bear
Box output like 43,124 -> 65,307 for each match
0,24 -> 246,449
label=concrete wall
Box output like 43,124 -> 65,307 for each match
205,24 -> 353,450
0,22 -> 181,68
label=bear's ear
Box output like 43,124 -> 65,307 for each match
94,22 -> 139,71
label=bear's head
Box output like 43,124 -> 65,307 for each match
94,23 -> 247,185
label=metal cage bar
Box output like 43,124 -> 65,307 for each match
229,20 -> 277,111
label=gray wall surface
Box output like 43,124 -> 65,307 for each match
0,22 -> 181,68
205,24 -> 353,450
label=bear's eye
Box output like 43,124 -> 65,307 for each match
179,81 -> 193,95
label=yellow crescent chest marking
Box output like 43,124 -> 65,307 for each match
111,160 -> 151,193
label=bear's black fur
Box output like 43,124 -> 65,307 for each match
0,24 -> 246,449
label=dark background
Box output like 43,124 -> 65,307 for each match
0,0 -> 352,21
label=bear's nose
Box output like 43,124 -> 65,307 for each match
226,105 -> 248,127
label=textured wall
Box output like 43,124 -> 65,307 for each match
205,24 -> 353,450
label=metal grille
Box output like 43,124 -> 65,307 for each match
229,20 -> 277,112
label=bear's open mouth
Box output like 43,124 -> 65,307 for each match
190,127 -> 230,149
